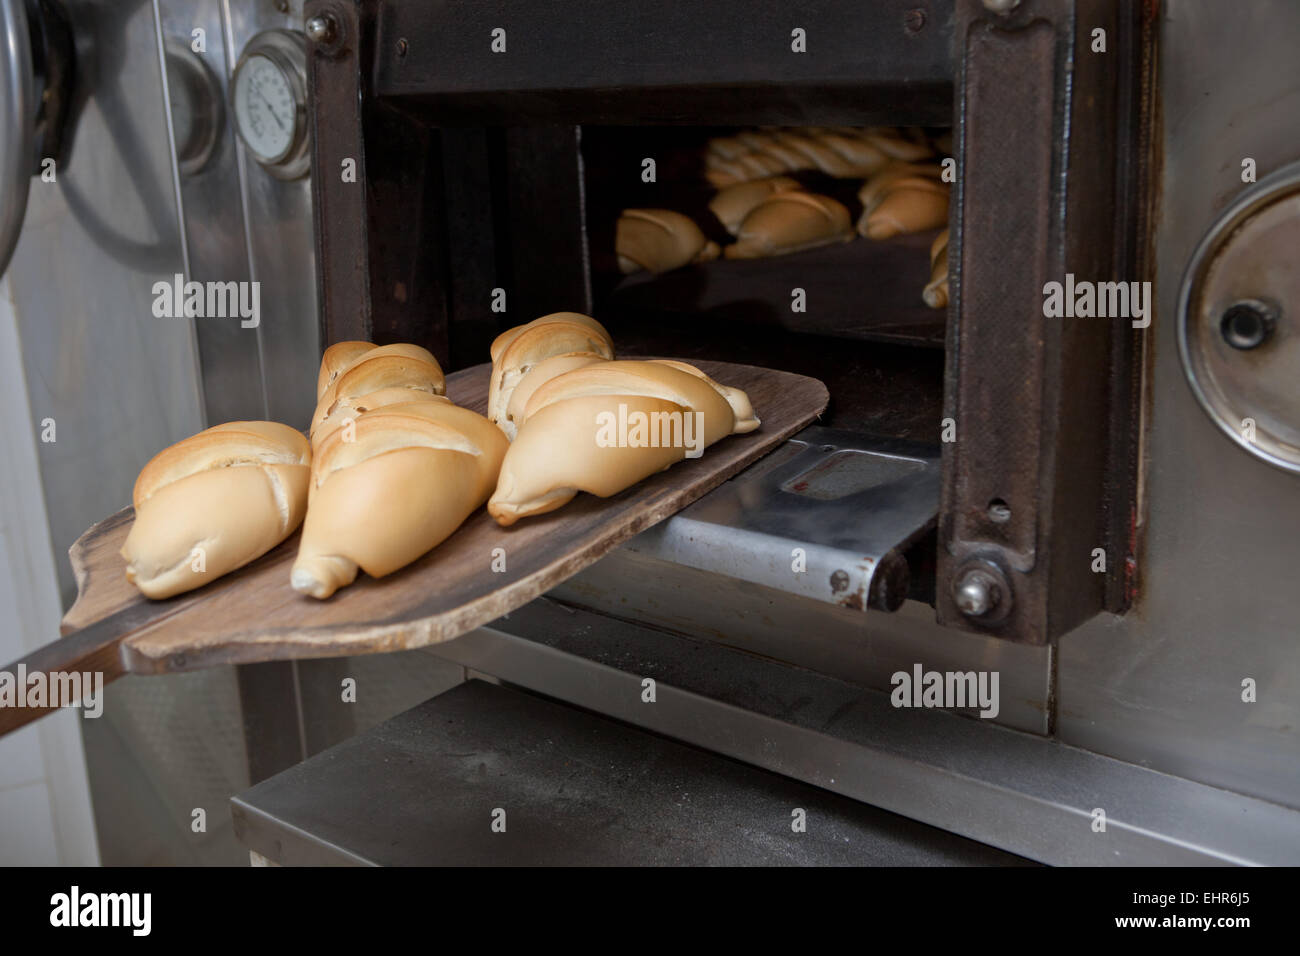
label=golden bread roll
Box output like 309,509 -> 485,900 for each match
924,228 -> 950,309
857,163 -> 945,216
316,341 -> 376,400
725,191 -> 854,259
291,401 -> 508,599
616,209 -> 721,275
487,312 -> 615,439
310,342 -> 445,441
858,176 -> 949,239
503,352 -> 608,439
121,421 -> 311,599
314,389 -> 453,448
708,176 -> 803,235
488,360 -> 759,526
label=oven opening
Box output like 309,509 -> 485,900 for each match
419,118 -> 954,611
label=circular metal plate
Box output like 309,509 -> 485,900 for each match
1179,162 -> 1300,474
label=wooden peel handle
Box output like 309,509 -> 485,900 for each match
0,622 -> 126,737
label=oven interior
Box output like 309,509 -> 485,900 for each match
394,117 -> 955,612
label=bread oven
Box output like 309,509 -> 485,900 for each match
304,0 -> 1148,642
232,1 -> 1300,863
6,0 -> 1300,866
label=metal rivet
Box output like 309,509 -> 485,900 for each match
305,14 -> 337,44
904,8 -> 927,33
983,0 -> 1021,13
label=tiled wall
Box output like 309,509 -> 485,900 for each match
0,276 -> 99,865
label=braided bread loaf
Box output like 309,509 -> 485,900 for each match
488,359 -> 759,526
705,128 -> 935,186
121,421 -> 311,599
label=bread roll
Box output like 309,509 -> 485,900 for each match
316,341 -> 376,400
487,312 -> 614,439
504,352 -> 608,438
616,209 -> 721,274
725,192 -> 853,259
924,228 -> 950,309
121,421 -> 311,599
291,401 -> 508,599
310,342 -> 445,441
488,360 -> 759,526
857,163 -> 945,216
314,389 -> 453,448
709,176 -> 803,235
857,164 -> 950,239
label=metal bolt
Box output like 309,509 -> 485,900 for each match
305,14 -> 337,44
1219,300 -> 1278,351
904,8 -> 927,33
951,560 -> 1012,622
954,572 -> 995,617
983,0 -> 1021,13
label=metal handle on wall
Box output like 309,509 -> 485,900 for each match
0,0 -> 34,277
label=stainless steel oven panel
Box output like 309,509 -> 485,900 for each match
218,0 -> 317,427
1056,0 -> 1300,810
154,0 -> 319,428
5,0 -> 205,605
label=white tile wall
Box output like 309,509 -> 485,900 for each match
0,783 -> 59,864
0,275 -> 99,865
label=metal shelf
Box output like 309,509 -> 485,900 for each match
232,679 -> 1028,866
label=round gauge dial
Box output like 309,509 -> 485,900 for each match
230,30 -> 310,180
233,54 -> 296,162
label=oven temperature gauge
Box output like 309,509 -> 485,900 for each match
231,30 -> 310,180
